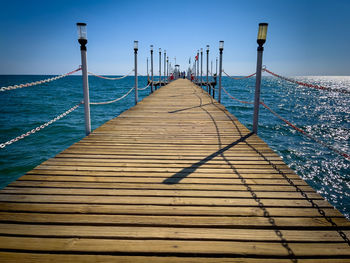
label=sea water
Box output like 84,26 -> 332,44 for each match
0,74 -> 349,218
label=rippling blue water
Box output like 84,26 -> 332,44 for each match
0,74 -> 349,218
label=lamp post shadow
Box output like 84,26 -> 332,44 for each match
162,132 -> 253,185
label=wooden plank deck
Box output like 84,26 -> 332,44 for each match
0,79 -> 349,262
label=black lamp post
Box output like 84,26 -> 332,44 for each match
164,50 -> 166,84
76,22 -> 91,136
166,56 -> 169,82
218,41 -> 224,103
134,40 -> 138,105
200,48 -> 203,88
196,50 -> 199,82
159,48 -> 161,89
150,45 -> 154,93
206,45 -> 209,93
253,23 -> 268,134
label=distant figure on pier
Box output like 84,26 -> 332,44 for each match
170,73 -> 174,80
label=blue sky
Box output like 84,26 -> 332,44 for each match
1,0 -> 350,75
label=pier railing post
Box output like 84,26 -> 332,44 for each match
134,41 -> 138,105
194,54 -> 196,82
166,56 -> 169,83
218,41 -> 224,103
197,50 -> 199,83
164,50 -> 166,84
206,45 -> 209,94
77,22 -> 91,136
213,74 -> 216,99
253,23 -> 268,134
200,48 -> 203,88
159,48 -> 162,89
211,60 -> 213,93
150,45 -> 154,93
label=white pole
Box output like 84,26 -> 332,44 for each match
159,48 -> 161,89
134,41 -> 138,105
80,48 -> 91,136
200,48 -> 203,88
166,57 -> 169,82
77,23 -> 91,136
206,45 -> 209,93
164,50 -> 166,84
218,41 -> 224,103
253,23 -> 268,134
197,51 -> 199,82
253,49 -> 263,133
150,45 -> 154,93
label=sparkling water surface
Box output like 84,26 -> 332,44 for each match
0,74 -> 349,218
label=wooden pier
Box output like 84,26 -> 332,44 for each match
0,79 -> 349,262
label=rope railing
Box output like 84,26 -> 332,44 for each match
208,83 -> 220,94
1,83 -> 138,148
90,86 -> 134,105
0,102 -> 82,149
1,69 -> 146,148
138,82 -> 151,91
260,102 -> 350,160
263,67 -> 350,95
0,68 -> 82,92
221,86 -> 349,160
223,70 -> 256,80
88,69 -> 134,80
222,86 -> 254,104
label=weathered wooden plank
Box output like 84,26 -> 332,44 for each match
9,180 -> 316,191
0,212 -> 348,227
0,236 -> 349,256
0,187 -> 323,199
55,154 -> 284,161
0,203 -> 344,217
43,159 -> 287,167
26,169 -> 301,180
2,252 -> 349,263
0,223 -> 348,242
33,164 -> 297,173
0,212 -> 350,229
26,167 -> 298,176
17,175 -> 309,187
0,194 -> 331,207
